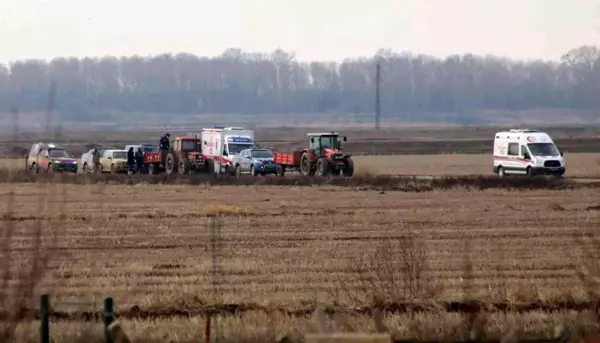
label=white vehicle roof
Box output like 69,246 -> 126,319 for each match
495,129 -> 554,144
307,132 -> 339,136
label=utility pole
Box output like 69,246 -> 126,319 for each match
375,63 -> 381,130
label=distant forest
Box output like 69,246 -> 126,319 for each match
0,45 -> 598,122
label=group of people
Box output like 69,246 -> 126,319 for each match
126,147 -> 145,174
126,133 -> 171,174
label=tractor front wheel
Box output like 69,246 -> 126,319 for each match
165,153 -> 177,175
342,157 -> 354,177
300,152 -> 314,176
178,159 -> 189,175
315,158 -> 329,177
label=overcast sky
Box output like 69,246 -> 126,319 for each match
1,0 -> 599,63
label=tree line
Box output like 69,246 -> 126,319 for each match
0,45 -> 598,122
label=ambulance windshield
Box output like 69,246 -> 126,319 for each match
228,143 -> 251,155
527,143 -> 559,156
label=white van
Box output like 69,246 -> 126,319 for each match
493,129 -> 565,178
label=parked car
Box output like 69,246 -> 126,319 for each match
232,148 -> 277,176
98,149 -> 129,173
80,147 -> 109,173
26,143 -> 78,173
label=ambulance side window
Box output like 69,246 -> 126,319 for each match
508,143 -> 519,156
520,145 -> 529,158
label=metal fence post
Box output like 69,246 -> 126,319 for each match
40,294 -> 50,343
104,297 -> 114,343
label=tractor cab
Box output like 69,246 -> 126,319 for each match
307,132 -> 347,158
173,136 -> 202,152
171,136 -> 203,162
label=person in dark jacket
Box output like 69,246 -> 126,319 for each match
127,147 -> 135,174
159,133 -> 170,151
135,148 -> 144,173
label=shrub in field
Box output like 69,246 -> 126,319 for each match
340,231 -> 442,306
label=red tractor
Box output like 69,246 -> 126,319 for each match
143,136 -> 208,175
273,132 -> 354,177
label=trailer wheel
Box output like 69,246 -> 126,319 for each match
300,152 -> 314,176
342,157 -> 354,177
276,164 -> 285,177
315,158 -> 329,177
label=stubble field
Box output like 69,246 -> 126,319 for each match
1,127 -> 600,342
2,180 -> 600,342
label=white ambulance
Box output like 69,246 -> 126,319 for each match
493,129 -> 565,178
201,126 -> 255,174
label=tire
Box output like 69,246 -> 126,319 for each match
315,158 -> 329,177
31,163 -> 38,174
149,163 -> 156,175
498,166 -> 506,178
342,157 -> 354,177
110,164 -> 115,174
526,166 -> 533,178
165,153 -> 176,175
276,164 -> 285,177
82,163 -> 88,173
236,165 -> 242,178
205,159 -> 215,174
47,163 -> 53,173
178,159 -> 188,175
300,152 -> 314,176
250,165 -> 256,176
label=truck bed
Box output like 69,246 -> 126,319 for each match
274,151 -> 303,166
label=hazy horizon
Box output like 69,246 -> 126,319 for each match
1,0 -> 599,64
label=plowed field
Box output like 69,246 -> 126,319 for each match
2,182 -> 600,342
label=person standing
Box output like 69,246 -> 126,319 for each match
135,148 -> 144,173
127,147 -> 135,175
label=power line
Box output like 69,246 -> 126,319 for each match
375,63 -> 381,130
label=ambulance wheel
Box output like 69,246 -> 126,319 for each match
498,166 -> 506,178
526,166 -> 533,178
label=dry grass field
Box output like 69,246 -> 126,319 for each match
1,152 -> 599,178
2,180 -> 600,341
1,126 -> 599,341
354,153 -> 600,178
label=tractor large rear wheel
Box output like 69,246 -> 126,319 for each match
165,153 -> 177,175
315,158 -> 329,177
300,152 -> 314,176
342,157 -> 354,177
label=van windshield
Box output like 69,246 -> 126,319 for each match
527,143 -> 559,156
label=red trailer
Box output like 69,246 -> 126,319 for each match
273,132 -> 354,177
